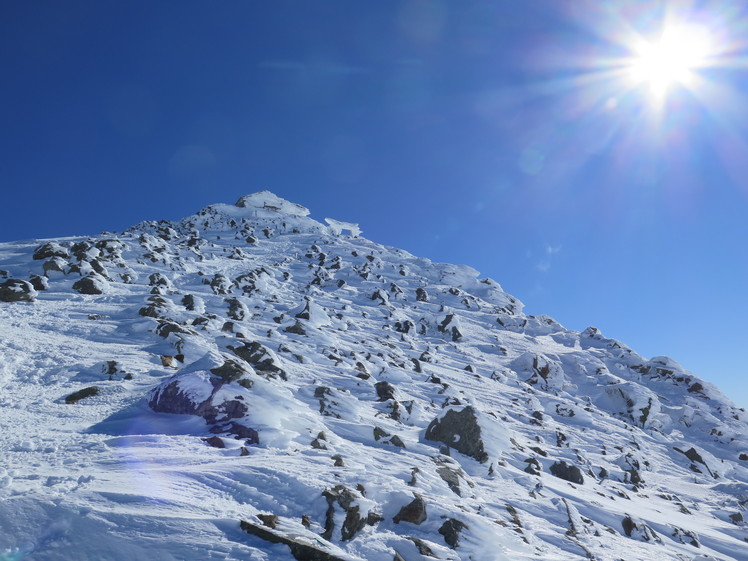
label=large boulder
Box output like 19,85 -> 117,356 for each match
425,406 -> 489,463
33,241 -> 68,260
72,274 -> 108,295
0,279 -> 37,302
148,356 -> 258,441
549,461 -> 584,484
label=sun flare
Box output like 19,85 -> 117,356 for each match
627,24 -> 712,97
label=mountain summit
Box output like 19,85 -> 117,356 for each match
0,192 -> 745,560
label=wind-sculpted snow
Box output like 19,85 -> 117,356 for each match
0,192 -> 746,561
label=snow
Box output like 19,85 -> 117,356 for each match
0,192 -> 746,561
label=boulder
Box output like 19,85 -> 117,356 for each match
393,495 -> 427,525
72,274 -> 107,295
439,518 -> 468,548
550,461 -> 584,485
65,386 -> 100,404
0,279 -> 37,302
425,406 -> 489,463
33,242 -> 68,260
149,362 -> 258,442
228,342 -> 287,380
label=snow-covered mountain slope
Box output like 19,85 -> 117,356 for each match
0,191 -> 746,561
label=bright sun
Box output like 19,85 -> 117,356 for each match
627,24 -> 712,98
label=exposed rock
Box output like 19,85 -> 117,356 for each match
415,287 -> 428,302
72,274 -> 107,295
321,485 -> 367,541
228,342 -> 287,380
375,381 -> 396,402
425,406 -> 488,463
33,242 -> 68,260
240,519 -> 348,561
550,461 -> 584,485
0,279 -> 37,302
29,275 -> 48,291
257,514 -> 278,529
203,436 -> 225,448
406,537 -> 436,557
226,297 -> 248,321
149,367 -> 258,442
439,518 -> 468,548
392,495 -> 427,525
65,386 -> 100,404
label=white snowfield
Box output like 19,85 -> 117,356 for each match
0,191 -> 746,561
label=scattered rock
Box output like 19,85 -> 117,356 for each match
257,514 -> 278,529
393,495 -> 427,525
203,436 -> 225,448
65,386 -> 100,404
0,279 -> 37,302
72,274 -> 107,295
550,461 -> 584,485
240,519 -> 348,561
439,518 -> 468,548
322,485 -> 367,541
425,406 -> 488,463
33,242 -> 68,260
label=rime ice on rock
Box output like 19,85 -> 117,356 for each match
324,218 -> 361,237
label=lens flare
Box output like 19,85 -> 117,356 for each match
627,24 -> 713,98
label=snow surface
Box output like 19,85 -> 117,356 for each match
0,192 -> 746,561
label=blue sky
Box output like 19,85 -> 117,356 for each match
2,1 -> 747,409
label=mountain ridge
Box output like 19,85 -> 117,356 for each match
0,191 -> 745,561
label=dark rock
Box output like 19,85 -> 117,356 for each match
424,406 -> 489,463
415,287 -> 428,302
42,257 -> 66,274
155,320 -> 196,338
739,453 -> 748,461
257,514 -> 278,529
439,518 -> 468,548
550,461 -> 584,484
29,275 -> 48,291
65,386 -> 100,404
72,275 -> 105,295
406,538 -> 436,557
392,495 -> 427,525
228,342 -> 287,380
375,381 -> 396,402
0,279 -> 37,302
226,297 -> 247,321
331,455 -> 344,467
285,321 -> 307,335
203,436 -> 225,448
210,358 -> 251,383
729,512 -> 744,524
322,485 -> 367,541
240,519 -> 348,561
33,242 -> 68,260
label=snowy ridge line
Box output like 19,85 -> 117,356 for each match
0,191 -> 746,561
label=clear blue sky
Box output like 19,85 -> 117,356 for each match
2,1 -> 747,409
